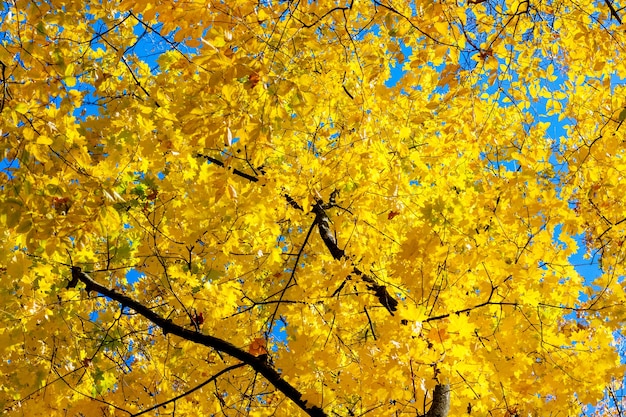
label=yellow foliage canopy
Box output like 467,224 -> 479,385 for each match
1,0 -> 626,416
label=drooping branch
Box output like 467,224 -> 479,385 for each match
266,218 -> 318,336
312,198 -> 448,414
68,267 -> 327,417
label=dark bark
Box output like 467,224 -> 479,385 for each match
69,267 -> 327,417
194,152 -> 399,315
311,200 -> 398,314
424,384 -> 450,417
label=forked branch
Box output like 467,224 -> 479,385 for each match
194,153 -> 399,314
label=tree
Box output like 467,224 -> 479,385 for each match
1,0 -> 626,415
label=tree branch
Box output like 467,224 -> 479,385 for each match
196,153 -> 259,182
311,200 -> 398,314
604,0 -> 622,23
191,154 -> 399,315
132,363 -> 246,416
69,267 -> 327,417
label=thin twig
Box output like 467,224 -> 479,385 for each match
132,363 -> 246,416
69,267 -> 327,417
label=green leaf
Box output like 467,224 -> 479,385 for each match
16,219 -> 32,234
36,21 -> 46,35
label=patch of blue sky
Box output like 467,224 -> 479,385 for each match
270,316 -> 289,348
70,12 -> 201,121
126,268 -> 144,285
552,224 -> 602,288
384,15 -> 608,330
385,40 -> 411,89
0,157 -> 17,180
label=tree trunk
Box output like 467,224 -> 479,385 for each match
426,384 -> 450,417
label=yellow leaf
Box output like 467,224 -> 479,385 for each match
36,135 -> 53,145
227,184 -> 237,200
64,76 -> 76,87
226,126 -> 233,146
399,126 -> 411,139
14,102 -> 29,114
433,22 -> 448,36
64,62 -> 74,76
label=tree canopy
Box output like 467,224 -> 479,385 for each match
2,0 -> 626,416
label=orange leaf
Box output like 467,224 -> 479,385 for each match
248,337 -> 268,356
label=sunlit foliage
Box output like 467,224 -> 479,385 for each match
1,0 -> 626,415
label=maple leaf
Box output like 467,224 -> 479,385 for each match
248,337 -> 268,356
